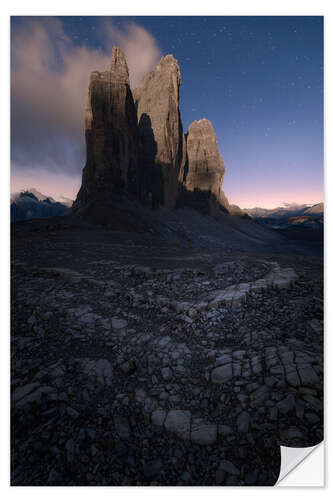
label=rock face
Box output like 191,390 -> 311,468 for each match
133,55 -> 186,209
74,47 -> 231,217
74,47 -> 139,208
182,119 -> 229,215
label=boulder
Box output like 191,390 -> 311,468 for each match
190,419 -> 217,445
237,411 -> 250,433
218,459 -> 240,476
151,409 -> 167,427
164,409 -> 191,440
211,363 -> 233,384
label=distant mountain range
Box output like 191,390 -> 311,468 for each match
244,202 -> 323,219
11,188 -> 73,222
243,202 -> 323,238
11,188 -> 323,236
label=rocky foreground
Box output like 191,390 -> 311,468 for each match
11,217 -> 323,486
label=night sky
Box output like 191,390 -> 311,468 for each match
11,16 -> 323,208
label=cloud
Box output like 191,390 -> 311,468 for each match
102,20 -> 162,88
281,202 -> 307,208
11,17 -> 161,181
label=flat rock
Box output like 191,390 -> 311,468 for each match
190,419 -> 217,446
250,385 -> 269,406
12,383 -> 40,402
218,459 -> 240,476
112,318 -> 128,330
114,415 -> 131,441
15,386 -> 55,407
151,409 -> 167,427
82,359 -> 113,387
211,363 -> 233,384
161,367 -> 172,381
164,409 -> 191,440
298,364 -> 321,387
237,411 -> 250,433
277,394 -> 295,415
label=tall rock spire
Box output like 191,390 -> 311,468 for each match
133,54 -> 186,209
74,46 -> 139,211
110,46 -> 130,83
74,48 -> 231,220
182,119 -> 229,215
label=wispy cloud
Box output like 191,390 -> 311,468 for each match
11,17 -> 161,181
102,20 -> 162,88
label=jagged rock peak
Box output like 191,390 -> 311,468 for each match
133,53 -> 186,209
73,46 -> 139,213
188,118 -> 216,133
186,120 -> 225,178
155,54 -> 181,83
183,118 -> 228,215
89,47 -> 130,85
134,54 -> 181,95
74,48 -> 232,220
110,46 -> 129,83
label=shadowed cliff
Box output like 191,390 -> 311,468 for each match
73,47 -> 238,220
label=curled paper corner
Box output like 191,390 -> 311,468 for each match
277,442 -> 324,486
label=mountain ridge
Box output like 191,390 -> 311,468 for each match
11,189 -> 72,222
244,202 -> 323,219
